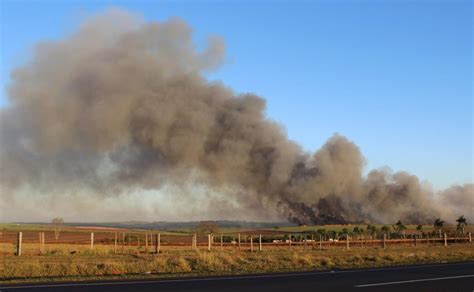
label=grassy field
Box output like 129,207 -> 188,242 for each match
1,223 -> 472,284
1,243 -> 473,284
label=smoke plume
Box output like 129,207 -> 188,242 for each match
0,9 -> 472,223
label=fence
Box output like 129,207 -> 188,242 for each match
0,230 -> 472,256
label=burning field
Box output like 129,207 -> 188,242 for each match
0,9 -> 472,224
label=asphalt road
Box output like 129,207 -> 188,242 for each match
1,262 -> 473,292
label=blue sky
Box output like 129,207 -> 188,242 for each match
0,0 -> 472,190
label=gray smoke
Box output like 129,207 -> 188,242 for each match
0,9 -> 472,223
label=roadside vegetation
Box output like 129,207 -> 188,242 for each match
1,244 -> 473,284
1,218 -> 472,284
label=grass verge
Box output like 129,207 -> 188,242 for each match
1,244 -> 473,285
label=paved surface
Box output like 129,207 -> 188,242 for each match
1,262 -> 473,292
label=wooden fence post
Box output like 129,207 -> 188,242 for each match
238,233 -> 241,250
90,233 -> 94,249
383,234 -> 386,249
444,233 -> 447,247
145,233 -> 148,254
38,232 -> 45,254
157,233 -> 161,254
122,233 -> 125,254
114,233 -> 118,254
208,234 -> 212,251
304,234 -> 307,250
220,234 -> 223,250
346,234 -> 350,249
16,232 -> 22,256
319,234 -> 322,250
469,232 -> 472,243
250,236 -> 254,252
41,232 -> 45,254
38,232 -> 42,253
289,234 -> 292,249
259,234 -> 262,252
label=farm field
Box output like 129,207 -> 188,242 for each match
1,223 -> 473,284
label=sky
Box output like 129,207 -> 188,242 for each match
0,0 -> 472,191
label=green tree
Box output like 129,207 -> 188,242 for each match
328,230 -> 337,240
366,224 -> 377,238
316,229 -> 326,240
456,215 -> 468,235
416,224 -> 423,236
433,218 -> 445,238
394,220 -> 407,238
381,225 -> 391,236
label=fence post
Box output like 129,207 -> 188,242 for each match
114,233 -> 118,254
469,232 -> 472,243
289,234 -> 292,249
41,232 -> 45,254
16,232 -> 22,256
346,234 -> 350,249
145,233 -> 148,254
90,233 -> 94,249
304,234 -> 307,250
220,234 -> 223,250
157,233 -> 161,254
122,233 -> 125,254
259,234 -> 262,252
383,234 -> 386,249
238,233 -> 241,250
414,235 -> 417,246
319,234 -> 322,250
208,234 -> 212,251
250,236 -> 254,252
444,233 -> 447,247
38,232 -> 45,254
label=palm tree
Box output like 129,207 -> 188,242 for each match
416,224 -> 423,236
394,220 -> 407,238
328,230 -> 337,240
366,224 -> 377,238
434,218 -> 445,238
353,227 -> 361,239
456,216 -> 468,235
316,228 -> 326,239
381,225 -> 391,237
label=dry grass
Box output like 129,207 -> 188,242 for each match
1,243 -> 473,284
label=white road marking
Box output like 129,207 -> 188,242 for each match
355,274 -> 474,287
1,262 -> 473,290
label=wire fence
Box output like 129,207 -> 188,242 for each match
0,230 -> 472,256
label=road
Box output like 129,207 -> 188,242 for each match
1,262 -> 473,292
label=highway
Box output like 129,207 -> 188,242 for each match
1,261 -> 473,291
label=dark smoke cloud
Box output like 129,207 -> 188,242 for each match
0,9 -> 471,223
